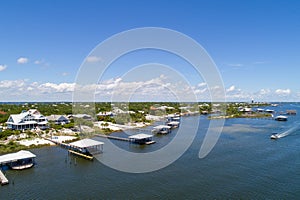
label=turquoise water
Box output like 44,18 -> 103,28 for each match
1,103 -> 300,199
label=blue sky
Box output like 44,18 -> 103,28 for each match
0,0 -> 300,101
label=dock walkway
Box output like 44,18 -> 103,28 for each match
96,134 -> 155,145
0,170 -> 8,185
95,134 -> 130,141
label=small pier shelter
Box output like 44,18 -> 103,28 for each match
129,134 -> 155,145
0,150 -> 36,170
152,125 -> 171,134
166,121 -> 180,128
68,139 -> 104,159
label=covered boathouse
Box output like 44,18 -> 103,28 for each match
152,125 -> 171,134
68,138 -> 104,160
129,133 -> 155,145
0,150 -> 36,170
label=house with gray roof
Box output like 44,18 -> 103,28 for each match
6,109 -> 49,130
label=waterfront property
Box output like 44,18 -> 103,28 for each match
6,109 -> 49,130
128,133 -> 155,145
68,139 -> 104,159
166,114 -> 181,122
46,115 -> 70,125
0,150 -> 36,170
152,125 -> 172,134
166,121 -> 180,128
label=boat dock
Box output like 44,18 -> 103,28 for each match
0,150 -> 36,170
95,134 -> 130,141
68,150 -> 93,160
96,134 -> 155,145
0,170 -> 9,185
43,137 -> 104,160
95,134 -> 129,142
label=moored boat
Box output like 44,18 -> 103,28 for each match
11,163 -> 34,170
275,115 -> 288,121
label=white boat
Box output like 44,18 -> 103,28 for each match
275,115 -> 288,121
265,109 -> 275,113
270,134 -> 279,139
11,163 -> 34,170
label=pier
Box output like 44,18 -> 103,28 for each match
0,170 -> 9,185
43,137 -> 104,160
0,150 -> 36,170
96,134 -> 155,145
95,134 -> 130,141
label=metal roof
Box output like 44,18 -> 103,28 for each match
153,125 -> 171,129
69,138 -> 104,148
128,133 -> 153,140
167,121 -> 180,124
0,150 -> 36,164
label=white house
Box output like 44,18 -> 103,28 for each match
6,109 -> 49,130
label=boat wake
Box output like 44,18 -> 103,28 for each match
273,123 -> 300,139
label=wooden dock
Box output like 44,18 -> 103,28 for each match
43,137 -> 105,160
68,150 -> 93,160
95,134 -> 130,141
96,134 -> 155,145
0,170 -> 9,186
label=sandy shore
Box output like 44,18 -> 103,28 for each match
18,138 -> 55,146
50,136 -> 77,143
94,121 -> 151,131
18,136 -> 77,147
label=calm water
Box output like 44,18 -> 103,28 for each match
1,103 -> 300,199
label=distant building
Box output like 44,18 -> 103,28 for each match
96,111 -> 113,117
69,114 -> 92,120
6,109 -> 49,130
46,115 -> 70,125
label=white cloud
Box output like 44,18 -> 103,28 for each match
0,64 -> 7,71
17,57 -> 29,64
0,80 -> 26,88
197,82 -> 207,87
62,72 -> 68,76
259,89 -> 271,95
253,61 -> 268,65
86,56 -> 102,63
34,60 -> 42,64
227,63 -> 243,67
275,89 -> 291,95
39,82 -> 75,93
226,85 -> 236,92
0,76 -> 299,102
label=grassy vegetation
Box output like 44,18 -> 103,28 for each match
0,141 -> 28,154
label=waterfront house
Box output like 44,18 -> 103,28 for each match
47,115 -> 70,125
6,109 -> 49,130
69,114 -> 92,120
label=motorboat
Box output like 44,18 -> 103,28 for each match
11,163 -> 34,170
275,115 -> 288,121
270,134 -> 279,139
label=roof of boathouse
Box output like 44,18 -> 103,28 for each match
69,138 -> 104,148
0,150 -> 36,164
128,133 -> 153,140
